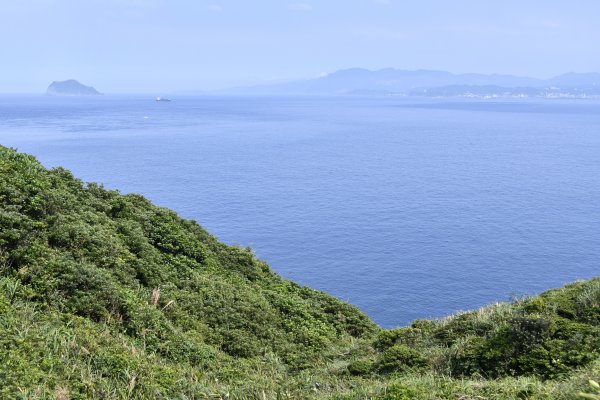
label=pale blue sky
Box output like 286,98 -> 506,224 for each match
1,0 -> 599,93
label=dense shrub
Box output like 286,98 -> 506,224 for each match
347,359 -> 375,376
378,344 -> 428,373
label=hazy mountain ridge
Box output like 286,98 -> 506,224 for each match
223,69 -> 600,97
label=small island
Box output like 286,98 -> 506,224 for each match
46,79 -> 102,96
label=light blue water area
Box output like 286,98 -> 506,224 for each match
1,95 -> 599,327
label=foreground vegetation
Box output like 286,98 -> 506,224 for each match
0,145 -> 598,399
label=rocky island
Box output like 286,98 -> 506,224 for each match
46,79 -> 102,96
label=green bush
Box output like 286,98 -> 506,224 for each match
347,359 -> 374,376
378,344 -> 428,374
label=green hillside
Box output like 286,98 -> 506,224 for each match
0,145 -> 598,399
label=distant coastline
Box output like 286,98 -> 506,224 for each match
217,68 -> 600,98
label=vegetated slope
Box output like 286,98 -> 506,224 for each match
0,145 -> 598,399
0,145 -> 375,398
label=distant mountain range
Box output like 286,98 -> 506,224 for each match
223,69 -> 600,98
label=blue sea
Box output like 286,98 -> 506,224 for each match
1,95 -> 599,328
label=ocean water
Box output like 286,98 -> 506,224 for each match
1,95 -> 599,328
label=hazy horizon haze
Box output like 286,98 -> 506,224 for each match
1,0 -> 600,93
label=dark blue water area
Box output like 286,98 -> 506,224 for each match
1,94 -> 599,328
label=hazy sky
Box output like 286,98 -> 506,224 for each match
1,0 -> 599,93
